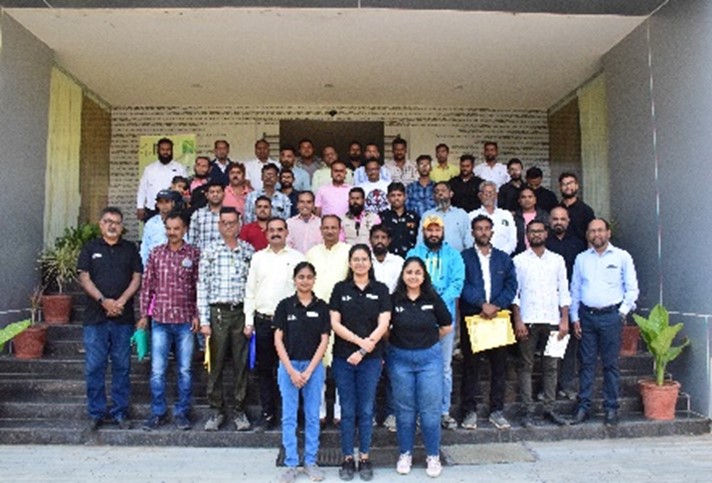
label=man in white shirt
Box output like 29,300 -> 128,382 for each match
512,219 -> 570,428
136,137 -> 187,221
244,217 -> 305,429
473,141 -> 510,189
370,224 -> 404,294
469,181 -> 517,254
358,159 -> 391,214
384,137 -> 418,186
245,139 -> 280,192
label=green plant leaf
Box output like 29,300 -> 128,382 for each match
633,304 -> 689,385
0,320 -> 31,352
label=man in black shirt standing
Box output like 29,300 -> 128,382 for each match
525,167 -> 558,213
77,207 -> 142,430
497,158 -> 525,212
558,172 -> 595,244
378,182 -> 419,258
449,154 -> 484,213
546,206 -> 587,400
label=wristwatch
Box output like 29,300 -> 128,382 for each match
358,348 -> 368,356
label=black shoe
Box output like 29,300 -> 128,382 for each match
604,409 -> 619,427
114,416 -> 131,430
339,458 -> 355,481
570,408 -> 589,425
521,413 -> 535,429
175,414 -> 191,431
89,418 -> 103,431
142,413 -> 167,431
264,413 -> 278,431
544,410 -> 569,426
358,459 -> 373,481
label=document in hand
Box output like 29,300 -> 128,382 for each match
203,335 -> 211,373
543,331 -> 570,358
465,310 -> 516,353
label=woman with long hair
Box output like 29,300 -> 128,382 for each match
388,256 -> 453,478
330,244 -> 391,481
274,261 -> 330,483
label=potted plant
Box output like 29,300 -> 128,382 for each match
633,304 -> 690,420
38,223 -> 99,324
0,286 -> 48,359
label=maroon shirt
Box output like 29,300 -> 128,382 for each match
140,242 -> 200,323
239,221 -> 269,251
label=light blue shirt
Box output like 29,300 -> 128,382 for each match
140,215 -> 167,267
353,165 -> 392,186
417,205 -> 474,253
569,243 -> 639,322
407,242 -> 465,321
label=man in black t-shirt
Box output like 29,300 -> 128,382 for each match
77,207 -> 142,431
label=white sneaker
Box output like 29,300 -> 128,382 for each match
396,452 -> 412,475
384,414 -> 397,432
425,455 -> 442,478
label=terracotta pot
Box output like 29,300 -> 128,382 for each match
13,325 -> 47,359
639,378 -> 680,420
41,294 -> 73,324
620,325 -> 640,356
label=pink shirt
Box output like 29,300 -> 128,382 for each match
523,211 -> 536,249
315,183 -> 352,218
286,214 -> 323,254
223,184 -> 253,217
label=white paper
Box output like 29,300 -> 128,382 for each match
544,331 -> 570,358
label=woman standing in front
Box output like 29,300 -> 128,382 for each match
330,244 -> 391,481
388,257 -> 452,478
274,261 -> 330,483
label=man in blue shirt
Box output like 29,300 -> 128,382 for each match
140,190 -> 176,266
569,218 -> 639,426
405,155 -> 436,216
417,181 -> 474,252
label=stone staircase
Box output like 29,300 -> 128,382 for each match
0,320 -> 708,454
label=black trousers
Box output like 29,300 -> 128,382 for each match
255,313 -> 279,418
460,317 -> 507,415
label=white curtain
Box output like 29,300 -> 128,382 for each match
43,68 -> 83,246
577,74 -> 610,220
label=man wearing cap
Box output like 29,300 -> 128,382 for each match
418,181 -> 473,252
526,167 -> 558,213
140,190 -> 176,267
136,137 -> 187,222
407,214 -> 465,430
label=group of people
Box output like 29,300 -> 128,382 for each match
77,135 -> 639,482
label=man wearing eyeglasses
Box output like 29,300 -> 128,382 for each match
77,207 -> 142,431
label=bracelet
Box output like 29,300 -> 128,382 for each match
97,296 -> 105,304
358,348 -> 368,356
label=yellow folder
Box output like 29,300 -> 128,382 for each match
465,310 -> 516,353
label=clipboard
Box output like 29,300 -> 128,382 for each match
465,310 -> 516,353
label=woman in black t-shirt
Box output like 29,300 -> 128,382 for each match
329,244 -> 391,481
387,256 -> 452,478
273,261 -> 331,482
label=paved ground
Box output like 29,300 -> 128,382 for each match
1,435 -> 711,482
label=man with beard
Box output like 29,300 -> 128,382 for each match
296,138 -> 325,182
209,140 -> 235,187
469,181 -> 517,255
354,143 -> 391,185
449,154 -> 485,213
243,164 -> 292,223
342,187 -> 380,245
279,169 -> 300,218
188,156 -> 212,214
378,182 -> 419,257
512,220 -> 570,428
384,137 -> 418,185
546,207 -> 586,401
459,214 -> 517,431
189,180 -> 225,251
245,217 -> 305,430
239,196 -> 272,251
244,139 -> 280,192
525,167 -> 558,213
345,141 -> 363,172
222,163 -> 252,217
407,215 -> 465,430
136,137 -> 187,221
286,191 -> 322,254
279,144 -> 310,192
474,141 -> 509,189
312,145 -> 353,193
498,158 -> 525,212
77,207 -> 142,430
513,187 -> 550,255
406,155 -> 437,216
418,182 -> 473,252
430,144 -> 460,183
138,212 -> 201,431
359,159 -> 391,214
558,172 -> 595,243
570,219 -> 638,427
315,160 -> 352,218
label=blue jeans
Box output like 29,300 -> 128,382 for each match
150,321 -> 195,417
440,326 -> 455,415
577,310 -> 622,412
278,361 -> 325,467
83,321 -> 133,420
387,343 -> 443,456
332,356 -> 382,457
